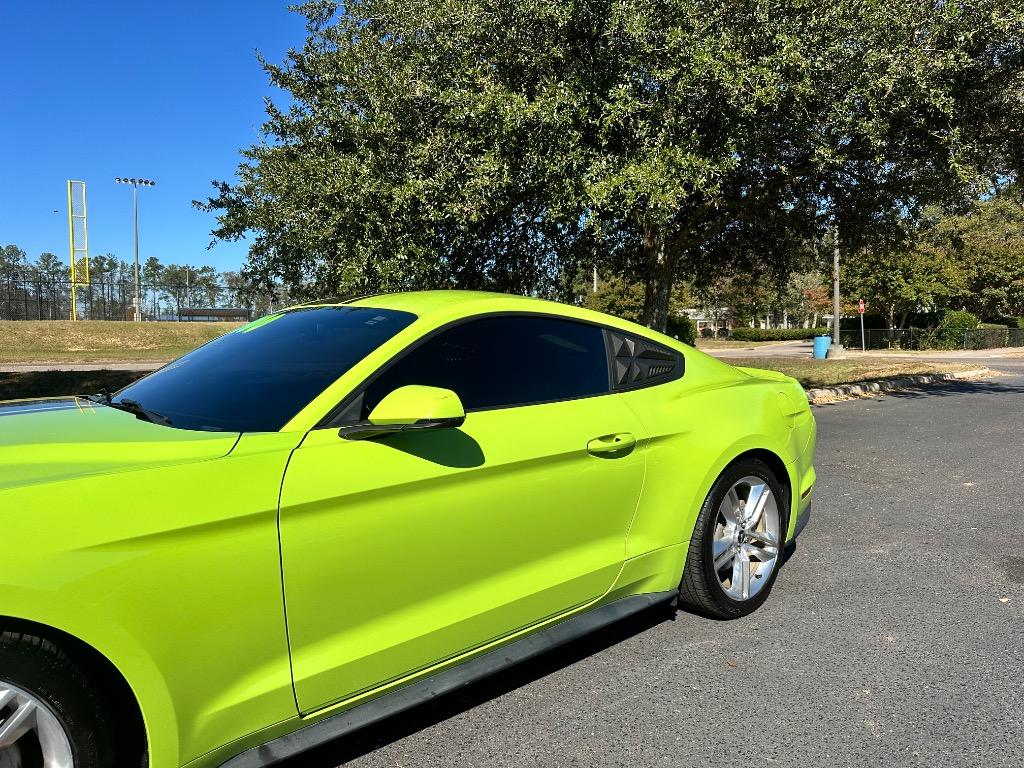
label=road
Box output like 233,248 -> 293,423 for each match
280,369 -> 1024,768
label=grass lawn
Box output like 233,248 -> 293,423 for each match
0,321 -> 240,363
726,357 -> 981,388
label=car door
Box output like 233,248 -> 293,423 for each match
279,314 -> 647,713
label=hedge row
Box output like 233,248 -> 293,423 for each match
730,326 -> 829,342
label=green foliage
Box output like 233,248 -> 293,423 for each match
1,244 -> 27,274
841,246 -> 961,329
921,193 -> 1024,319
582,276 -> 694,342
731,327 -> 828,342
582,277 -> 646,325
992,316 -> 1024,329
199,0 -> 1024,329
665,314 -> 696,346
925,310 -> 980,350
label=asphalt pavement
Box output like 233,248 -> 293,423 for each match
280,369 -> 1024,768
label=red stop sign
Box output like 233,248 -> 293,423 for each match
858,299 -> 865,314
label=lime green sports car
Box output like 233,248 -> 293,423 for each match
0,291 -> 815,768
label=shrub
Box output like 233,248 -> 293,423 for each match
987,316 -> 1024,329
730,326 -> 829,342
967,323 -> 1009,349
927,310 -> 979,349
665,314 -> 696,346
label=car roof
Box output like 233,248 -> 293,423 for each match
348,290 -> 551,315
286,290 -> 685,349
289,290 -> 586,323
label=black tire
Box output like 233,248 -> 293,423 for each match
678,458 -> 789,619
0,630 -> 113,768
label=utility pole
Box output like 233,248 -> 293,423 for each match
827,225 -> 846,358
114,177 -> 156,321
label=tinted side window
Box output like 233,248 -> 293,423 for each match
360,315 -> 610,415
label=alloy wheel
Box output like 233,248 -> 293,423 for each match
0,682 -> 73,768
710,476 -> 782,601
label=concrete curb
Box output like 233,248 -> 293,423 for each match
805,368 -> 991,405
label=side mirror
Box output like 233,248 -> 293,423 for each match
338,385 -> 466,440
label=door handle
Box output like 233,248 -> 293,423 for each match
586,432 -> 637,457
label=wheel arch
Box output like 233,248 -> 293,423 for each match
725,448 -> 794,524
0,609 -> 177,767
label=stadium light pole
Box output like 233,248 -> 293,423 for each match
114,177 -> 156,321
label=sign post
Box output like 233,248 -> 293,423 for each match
858,299 -> 866,351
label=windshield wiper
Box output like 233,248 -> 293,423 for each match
89,394 -> 173,427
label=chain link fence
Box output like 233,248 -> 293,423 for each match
838,328 -> 928,350
0,278 -> 262,321
963,328 -> 1024,349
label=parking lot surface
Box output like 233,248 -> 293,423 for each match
285,372 -> 1024,768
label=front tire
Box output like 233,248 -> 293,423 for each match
0,631 -> 113,768
678,459 -> 788,619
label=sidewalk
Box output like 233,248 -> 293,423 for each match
703,340 -> 812,359
0,361 -> 164,373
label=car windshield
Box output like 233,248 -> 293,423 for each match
112,306 -> 416,432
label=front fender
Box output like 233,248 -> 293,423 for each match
0,431 -> 302,768
2,594 -> 178,767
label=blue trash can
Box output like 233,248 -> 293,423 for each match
813,334 -> 831,360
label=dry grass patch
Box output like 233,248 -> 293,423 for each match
0,321 -> 240,363
725,357 -> 980,389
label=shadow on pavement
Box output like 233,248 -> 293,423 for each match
878,377 -> 1024,400
272,540 -> 807,766
274,601 -> 679,767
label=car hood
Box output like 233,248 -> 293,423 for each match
0,397 -> 240,490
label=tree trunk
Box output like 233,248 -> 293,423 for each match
640,228 -> 675,332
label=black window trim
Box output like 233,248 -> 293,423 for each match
316,310 -> 685,429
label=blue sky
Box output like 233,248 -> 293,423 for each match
0,1 -> 307,272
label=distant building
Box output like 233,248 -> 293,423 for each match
683,308 -> 733,338
177,307 -> 252,322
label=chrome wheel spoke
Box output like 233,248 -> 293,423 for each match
0,698 -> 35,746
739,549 -> 752,599
745,528 -> 779,549
743,483 -> 769,528
713,538 -> 736,571
0,682 -> 74,766
720,488 -> 742,527
742,541 -> 777,563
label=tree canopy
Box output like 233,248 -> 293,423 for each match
927,192 -> 1024,319
199,0 -> 1024,330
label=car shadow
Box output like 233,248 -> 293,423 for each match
377,429 -> 485,468
274,601 -> 679,767
273,536 -> 805,767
